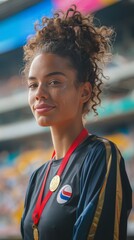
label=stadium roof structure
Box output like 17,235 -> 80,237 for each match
0,0 -> 42,19
0,0 -> 120,54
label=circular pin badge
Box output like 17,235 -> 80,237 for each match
57,185 -> 72,204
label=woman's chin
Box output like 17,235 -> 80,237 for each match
35,116 -> 51,127
37,120 -> 51,127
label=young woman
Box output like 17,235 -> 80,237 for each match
21,5 -> 132,240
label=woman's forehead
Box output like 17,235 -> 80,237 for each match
31,53 -> 74,69
29,53 -> 78,79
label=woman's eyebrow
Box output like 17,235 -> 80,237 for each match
28,72 -> 66,81
28,76 -> 36,81
45,71 -> 66,77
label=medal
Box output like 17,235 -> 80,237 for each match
33,224 -> 39,240
49,175 -> 60,192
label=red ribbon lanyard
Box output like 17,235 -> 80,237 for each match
32,128 -> 88,225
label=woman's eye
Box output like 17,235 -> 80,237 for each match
28,83 -> 38,89
49,80 -> 60,85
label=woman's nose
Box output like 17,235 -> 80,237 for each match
35,84 -> 49,100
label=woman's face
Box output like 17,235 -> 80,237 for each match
28,53 -> 90,127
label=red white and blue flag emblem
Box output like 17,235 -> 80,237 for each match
57,185 -> 72,204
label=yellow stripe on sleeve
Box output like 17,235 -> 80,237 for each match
88,139 -> 112,239
113,147 -> 122,240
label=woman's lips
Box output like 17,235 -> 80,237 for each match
34,103 -> 55,113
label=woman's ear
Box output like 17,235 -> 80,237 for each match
81,82 -> 92,104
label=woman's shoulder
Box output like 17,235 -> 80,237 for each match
23,161 -> 50,205
82,133 -> 121,169
28,160 -> 50,185
80,134 -> 123,189
89,133 -> 115,144
85,134 -> 118,153
28,161 -> 49,189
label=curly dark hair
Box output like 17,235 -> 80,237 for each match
23,5 -> 114,115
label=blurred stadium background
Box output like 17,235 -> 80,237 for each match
0,0 -> 134,239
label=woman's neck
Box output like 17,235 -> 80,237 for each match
50,122 -> 85,160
